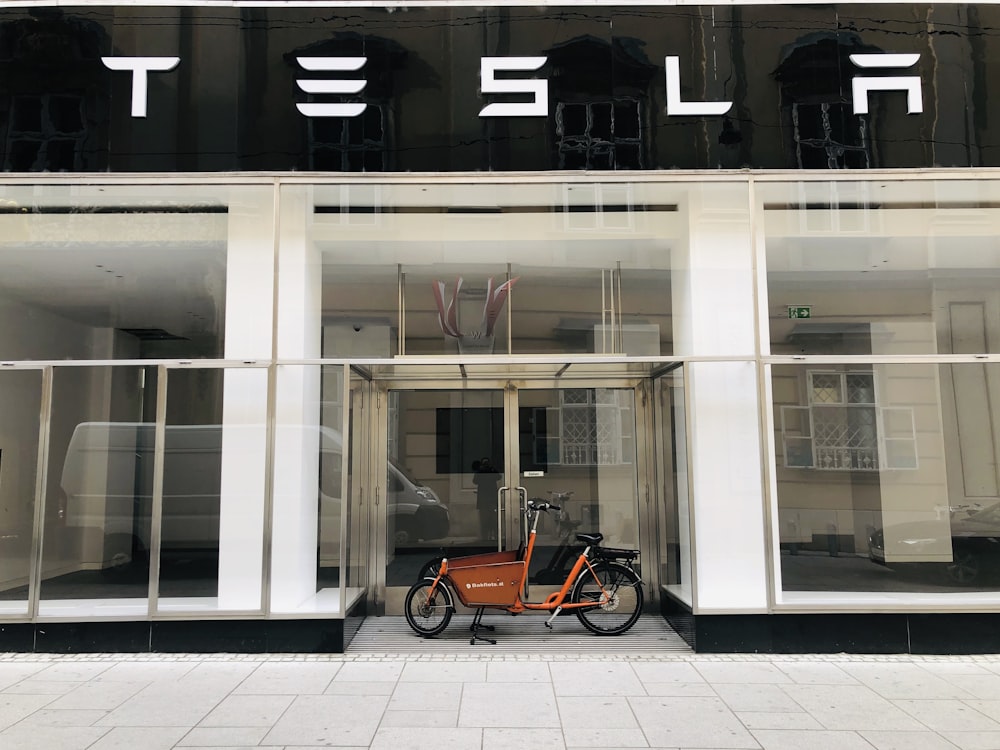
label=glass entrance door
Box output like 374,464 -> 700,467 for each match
377,382 -> 644,615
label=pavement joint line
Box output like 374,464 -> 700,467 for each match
2,651 -> 1000,662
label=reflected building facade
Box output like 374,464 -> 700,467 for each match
1,3 -> 1000,654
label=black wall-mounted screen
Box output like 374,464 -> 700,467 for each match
435,407 -> 504,475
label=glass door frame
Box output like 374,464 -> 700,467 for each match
367,372 -> 657,615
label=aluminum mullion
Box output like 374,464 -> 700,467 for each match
147,365 -> 168,616
27,366 -> 53,621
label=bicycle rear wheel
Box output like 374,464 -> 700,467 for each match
403,579 -> 454,637
570,561 -> 643,635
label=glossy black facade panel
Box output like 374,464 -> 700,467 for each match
0,5 -> 997,172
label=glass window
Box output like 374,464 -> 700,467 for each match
40,365 -> 156,617
278,181 -> 678,359
0,369 -> 42,617
773,362 -> 1000,596
762,179 -> 1000,355
0,183 -> 273,361
271,364 -> 360,615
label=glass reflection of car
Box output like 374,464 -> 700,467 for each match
60,423 -> 449,573
869,502 -> 1000,584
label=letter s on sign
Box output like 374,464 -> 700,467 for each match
479,57 -> 548,117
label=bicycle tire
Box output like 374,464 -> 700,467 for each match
403,579 -> 454,637
570,561 -> 643,635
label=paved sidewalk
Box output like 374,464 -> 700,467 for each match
1,651 -> 1000,749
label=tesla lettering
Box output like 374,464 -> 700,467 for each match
479,57 -> 548,117
850,53 -> 923,114
100,56 -> 180,118
295,57 -> 368,118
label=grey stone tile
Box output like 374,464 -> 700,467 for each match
331,661 -> 404,683
557,696 -> 639,730
199,694 -> 294,727
95,682 -> 232,727
841,664 -> 976,700
780,685 -> 924,730
641,682 -> 718,697
2,680 -> 79,695
389,681 -> 461,711
628,696 -> 759,748
894,700 -> 1000,732
18,707 -> 107,726
563,726 -> 650,747
400,661 -> 487,683
459,682 -> 559,728
750,729 -> 883,750
94,662 -> 196,682
0,692 -> 60,730
964,699 -> 1000,723
178,727 -> 270,746
88,726 -> 191,750
48,681 -> 148,710
631,661 -> 707,684
692,662 -> 792,685
857,730 -> 963,750
379,709 -> 459,727
369,727 -> 482,750
937,674 -> 1000,700
0,724 -> 110,750
550,662 -> 643,696
487,661 -> 551,683
27,662 -> 114,683
938,730 -> 1000,750
482,727 -> 566,750
233,662 -> 341,695
261,694 -> 389,746
325,680 -> 395,695
714,683 -> 803,712
0,663 -> 49,690
772,662 -> 859,685
735,711 -> 823,730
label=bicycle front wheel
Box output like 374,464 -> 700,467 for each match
570,561 -> 643,635
403,579 -> 454,637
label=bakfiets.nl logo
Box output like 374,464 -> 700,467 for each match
100,53 -> 923,119
467,581 -> 504,589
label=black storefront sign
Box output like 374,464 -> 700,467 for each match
0,4 -> 997,172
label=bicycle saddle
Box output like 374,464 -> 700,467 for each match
576,532 -> 603,545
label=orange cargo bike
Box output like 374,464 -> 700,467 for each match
403,499 -> 644,644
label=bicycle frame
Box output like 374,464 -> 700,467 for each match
424,502 -> 614,622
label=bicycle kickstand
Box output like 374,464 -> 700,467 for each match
469,607 -> 497,646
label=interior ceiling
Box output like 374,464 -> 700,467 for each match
0,241 -> 227,337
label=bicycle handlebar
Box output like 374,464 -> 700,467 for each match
526,499 -> 561,513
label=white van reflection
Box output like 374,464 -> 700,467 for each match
59,422 -> 449,572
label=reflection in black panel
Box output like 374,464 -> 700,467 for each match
435,408 -> 503,475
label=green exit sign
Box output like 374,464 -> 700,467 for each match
788,306 -> 812,319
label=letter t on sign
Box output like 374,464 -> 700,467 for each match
101,57 -> 180,118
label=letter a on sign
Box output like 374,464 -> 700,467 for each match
479,57 -> 548,117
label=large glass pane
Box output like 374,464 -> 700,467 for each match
762,179 -> 1000,355
343,369 -> 369,613
41,365 -> 155,617
0,369 -> 42,616
279,182 -> 677,358
271,364 -> 348,615
655,369 -> 690,605
517,388 -> 642,589
773,362 -> 1000,597
384,389 -> 499,609
155,367 -> 268,614
0,183 -> 274,362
